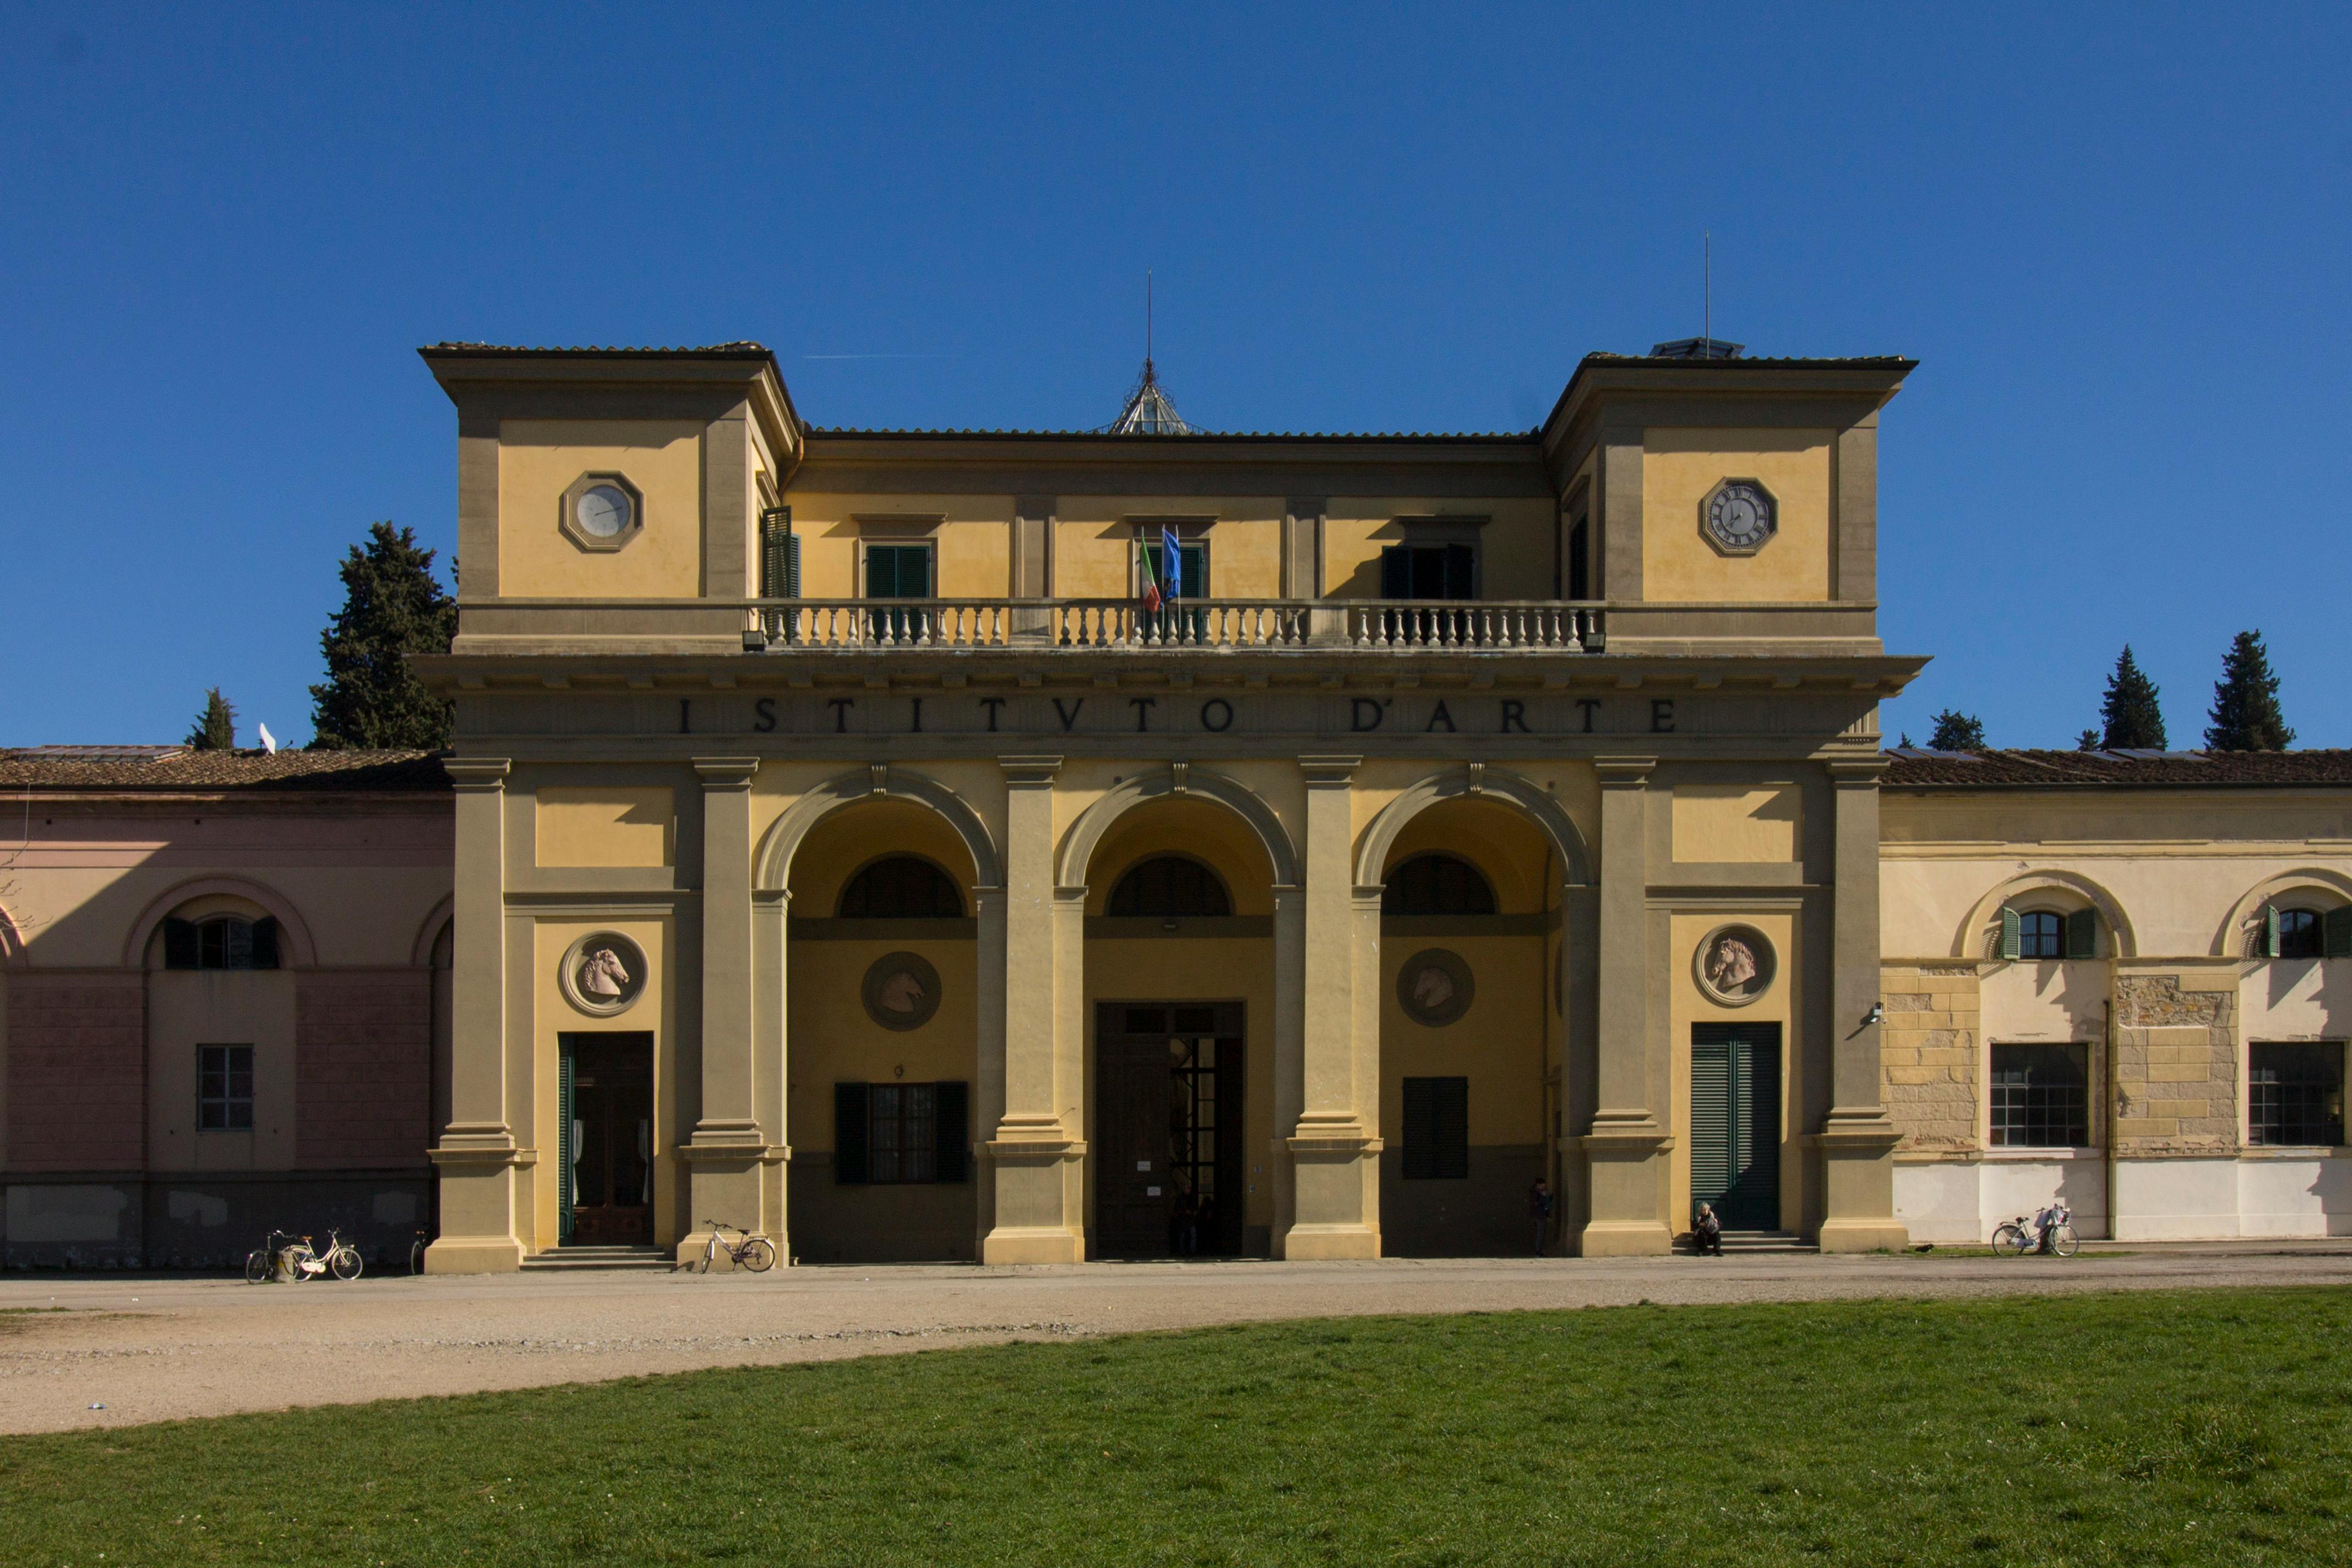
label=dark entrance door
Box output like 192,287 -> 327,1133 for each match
560,1032 -> 654,1245
1690,1023 -> 1781,1231
1093,1002 -> 1244,1259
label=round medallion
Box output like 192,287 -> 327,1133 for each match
1695,924 -> 1776,1007
1396,948 -> 1475,1027
862,951 -> 942,1032
1701,478 -> 1777,555
560,931 -> 648,1017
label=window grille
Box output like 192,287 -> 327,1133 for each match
1990,1043 -> 2089,1147
198,1044 -> 254,1131
2250,1043 -> 2345,1147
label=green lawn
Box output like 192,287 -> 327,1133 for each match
6,1289 -> 2351,1566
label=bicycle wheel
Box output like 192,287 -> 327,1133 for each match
739,1238 -> 777,1273
2049,1224 -> 2079,1258
287,1248 -> 318,1281
411,1239 -> 428,1276
1991,1223 -> 2030,1256
331,1247 -> 363,1281
245,1249 -> 270,1284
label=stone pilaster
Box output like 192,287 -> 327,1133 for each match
1282,754 -> 1380,1259
1811,757 -> 1907,1251
425,758 -> 524,1272
1578,755 -> 1670,1255
679,758 -> 771,1263
982,755 -> 1085,1262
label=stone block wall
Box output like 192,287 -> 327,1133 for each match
1880,962 -> 1982,1152
2113,965 -> 2240,1155
5,973 -> 144,1172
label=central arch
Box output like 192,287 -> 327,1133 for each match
1354,767 -> 1592,890
755,765 -> 1002,895
1056,767 -> 1299,890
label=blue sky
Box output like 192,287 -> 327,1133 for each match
4,4 -> 2346,749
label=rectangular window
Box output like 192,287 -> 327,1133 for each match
1140,538 -> 1210,643
198,1044 -> 254,1132
1566,516 -> 1591,602
1379,542 -> 1477,600
1401,1075 -> 1469,1180
2251,1043 -> 2345,1147
1990,1043 -> 2089,1148
834,1080 -> 971,1185
864,543 -> 935,643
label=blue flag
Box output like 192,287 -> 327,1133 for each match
1162,524 -> 1182,599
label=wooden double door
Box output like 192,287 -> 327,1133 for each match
560,1032 -> 654,1246
1690,1024 -> 1782,1231
1093,1002 -> 1245,1259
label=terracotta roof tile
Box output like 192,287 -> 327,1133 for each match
0,748 -> 450,792
1881,748 -> 2352,788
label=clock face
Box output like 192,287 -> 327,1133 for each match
575,483 -> 632,539
1703,480 -> 1776,553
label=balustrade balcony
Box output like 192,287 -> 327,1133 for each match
743,598 -> 1606,654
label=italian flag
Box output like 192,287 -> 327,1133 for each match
1140,524 -> 1180,612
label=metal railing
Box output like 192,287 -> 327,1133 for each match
747,598 -> 1604,653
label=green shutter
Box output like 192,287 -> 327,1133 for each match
161,917 -> 199,970
2265,906 -> 2283,959
557,1049 -> 576,1245
2064,908 -> 2097,961
1443,542 -> 1476,600
760,508 -> 795,599
2326,906 -> 2352,960
1999,906 -> 2022,961
934,1080 -> 970,1184
1691,1026 -> 1782,1229
1401,1076 -> 1467,1179
1380,546 -> 1411,598
834,1082 -> 871,1185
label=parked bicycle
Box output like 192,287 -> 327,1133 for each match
409,1229 -> 431,1276
683,1218 -> 777,1274
244,1228 -> 366,1282
1992,1202 -> 2078,1257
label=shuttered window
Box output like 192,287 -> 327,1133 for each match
834,1080 -> 970,1185
1401,1076 -> 1468,1180
162,916 -> 280,971
1379,542 -> 1476,600
1566,516 -> 1591,601
1690,1026 -> 1781,1229
865,544 -> 932,597
760,508 -> 799,598
1999,906 -> 2096,961
2264,907 -> 2344,960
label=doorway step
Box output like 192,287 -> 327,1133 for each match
1675,1231 -> 1818,1256
521,1244 -> 673,1272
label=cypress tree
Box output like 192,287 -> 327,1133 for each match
1928,709 -> 1986,751
2077,728 -> 2101,752
2098,645 -> 2167,749
186,688 -> 237,750
308,522 -> 458,750
2203,629 -> 2295,751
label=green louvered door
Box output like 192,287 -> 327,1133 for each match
1690,1025 -> 1781,1231
557,1048 -> 576,1244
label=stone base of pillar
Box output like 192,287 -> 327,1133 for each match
982,1137 -> 1085,1263
1281,1130 -> 1381,1260
1807,1117 -> 1907,1254
426,1130 -> 525,1273
1574,1120 -> 1673,1257
678,1138 -> 788,1265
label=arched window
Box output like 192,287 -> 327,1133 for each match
837,857 -> 964,919
2262,905 -> 2348,960
1108,856 -> 1232,918
2016,910 -> 2063,961
1382,853 -> 1498,916
2000,904 -> 2093,961
162,915 -> 280,971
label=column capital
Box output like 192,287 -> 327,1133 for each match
1298,753 -> 1361,785
1592,755 -> 1656,785
998,754 -> 1063,786
1826,756 -> 1889,787
443,756 -> 511,791
693,756 -> 761,789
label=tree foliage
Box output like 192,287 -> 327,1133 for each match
186,687 -> 237,750
308,522 -> 457,750
2098,645 -> 2167,750
1928,709 -> 1985,751
2203,629 -> 2294,752
2077,728 -> 2101,752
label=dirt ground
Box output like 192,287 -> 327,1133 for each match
2,1245 -> 2347,1435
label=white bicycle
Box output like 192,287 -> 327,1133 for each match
246,1228 -> 364,1282
1992,1202 -> 2078,1257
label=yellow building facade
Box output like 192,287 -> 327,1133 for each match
412,341 -> 1919,1270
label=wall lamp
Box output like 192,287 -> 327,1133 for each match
1863,1002 -> 1885,1027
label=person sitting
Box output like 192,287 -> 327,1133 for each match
1691,1202 -> 1724,1256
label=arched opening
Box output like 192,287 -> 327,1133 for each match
786,797 -> 982,1264
1080,792 -> 1281,1259
1376,797 -> 1558,1257
1107,854 -> 1233,918
143,891 -> 299,1183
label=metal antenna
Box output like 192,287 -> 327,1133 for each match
1146,270 -> 1154,368
1703,232 -> 1711,346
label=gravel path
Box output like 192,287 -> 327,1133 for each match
3,1246 -> 2346,1435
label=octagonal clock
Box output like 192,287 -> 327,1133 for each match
1701,478 -> 1777,556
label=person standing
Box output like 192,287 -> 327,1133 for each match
1526,1177 -> 1555,1256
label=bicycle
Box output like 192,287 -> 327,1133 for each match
683,1218 -> 777,1274
245,1229 -> 300,1283
1992,1203 -> 2078,1257
409,1229 -> 431,1276
261,1228 -> 367,1282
